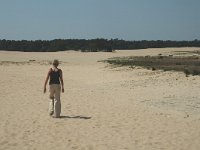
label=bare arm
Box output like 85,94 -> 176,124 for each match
43,69 -> 51,93
59,69 -> 64,93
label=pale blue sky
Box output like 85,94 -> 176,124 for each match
0,0 -> 199,40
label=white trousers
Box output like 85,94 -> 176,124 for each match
49,84 -> 61,117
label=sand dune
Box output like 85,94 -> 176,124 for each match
0,48 -> 200,150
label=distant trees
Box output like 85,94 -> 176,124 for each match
0,38 -> 200,52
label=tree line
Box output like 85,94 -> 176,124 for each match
0,38 -> 200,52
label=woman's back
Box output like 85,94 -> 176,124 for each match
49,68 -> 61,85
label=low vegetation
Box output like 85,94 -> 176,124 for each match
105,55 -> 200,76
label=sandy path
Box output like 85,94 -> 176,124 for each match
0,48 -> 200,150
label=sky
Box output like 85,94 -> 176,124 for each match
0,0 -> 200,41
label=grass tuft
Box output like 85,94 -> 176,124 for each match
105,56 -> 200,76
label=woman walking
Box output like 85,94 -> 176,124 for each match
43,59 -> 64,118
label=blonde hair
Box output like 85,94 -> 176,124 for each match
53,59 -> 59,67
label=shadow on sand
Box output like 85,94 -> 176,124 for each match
59,115 -> 92,120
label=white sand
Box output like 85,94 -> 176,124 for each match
0,48 -> 200,150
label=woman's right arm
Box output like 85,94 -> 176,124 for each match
59,69 -> 64,93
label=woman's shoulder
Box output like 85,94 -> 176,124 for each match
48,67 -> 62,73
48,68 -> 53,74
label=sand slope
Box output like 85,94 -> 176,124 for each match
0,48 -> 200,150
